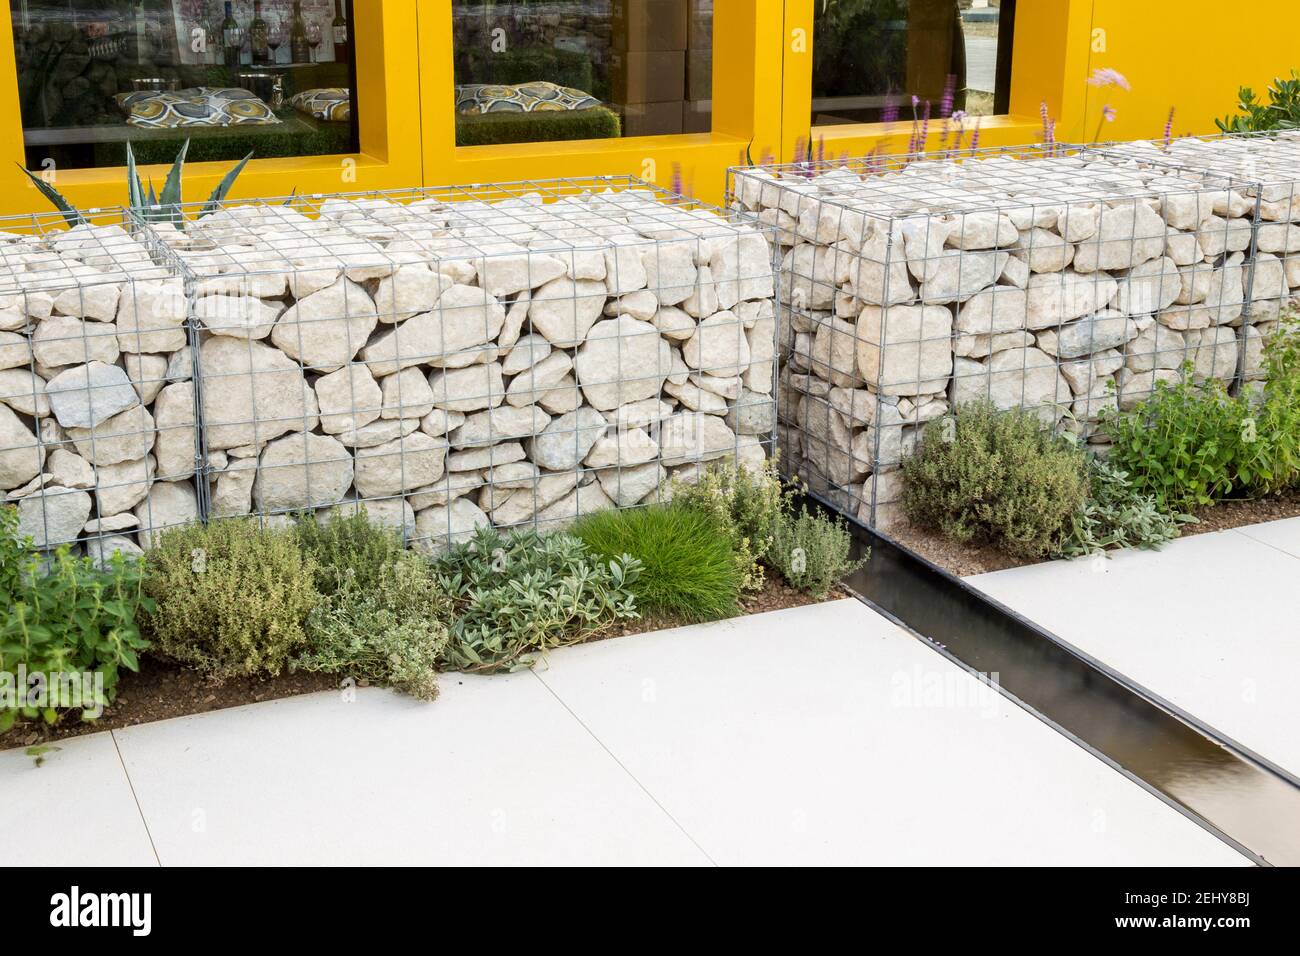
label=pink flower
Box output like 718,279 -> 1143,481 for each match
1088,68 -> 1131,92
1102,105 -> 1117,122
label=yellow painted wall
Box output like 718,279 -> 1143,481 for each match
2,0 -> 1299,217
1079,0 -> 1300,144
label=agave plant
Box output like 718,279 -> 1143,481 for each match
18,138 -> 253,226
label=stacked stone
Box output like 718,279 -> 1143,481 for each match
158,184 -> 775,553
731,147 -> 1255,528
0,219 -> 199,562
1093,133 -> 1300,392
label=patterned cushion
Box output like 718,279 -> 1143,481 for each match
114,87 -> 280,128
289,88 -> 352,122
454,81 -> 600,115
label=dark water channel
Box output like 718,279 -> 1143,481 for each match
804,492 -> 1300,867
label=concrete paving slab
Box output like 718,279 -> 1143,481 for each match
113,674 -> 710,866
534,599 -> 1248,866
970,524 -> 1300,777
0,731 -> 157,866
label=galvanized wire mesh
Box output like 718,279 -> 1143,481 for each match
1090,132 -> 1300,393
728,139 -> 1295,529
99,176 -> 776,555
0,209 -> 200,562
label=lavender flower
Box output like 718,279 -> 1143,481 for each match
939,74 -> 956,119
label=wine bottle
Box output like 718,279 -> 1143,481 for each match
290,1 -> 310,63
331,0 -> 349,63
221,1 -> 241,70
250,0 -> 269,65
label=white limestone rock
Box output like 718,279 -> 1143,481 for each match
134,481 -> 200,547
0,367 -> 49,417
0,404 -> 43,490
199,337 -> 319,450
254,432 -> 354,511
194,294 -> 281,339
272,278 -> 379,372
527,276 -> 607,347
17,488 -> 91,549
314,364 -> 383,434
353,432 -> 447,497
855,305 -> 953,396
575,316 -> 672,410
32,315 -> 120,367
529,407 -> 608,471
44,361 -> 137,429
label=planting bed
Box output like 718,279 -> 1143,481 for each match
3,178 -> 779,555
729,139 -> 1299,531
886,489 -> 1300,577
0,573 -> 829,748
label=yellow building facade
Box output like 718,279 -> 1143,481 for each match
1,0 -> 1295,217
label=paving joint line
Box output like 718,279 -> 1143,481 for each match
110,730 -> 163,867
527,670 -> 719,867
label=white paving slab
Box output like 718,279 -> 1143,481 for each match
0,732 -> 157,866
1234,514 -> 1300,560
970,523 -> 1300,777
114,674 -> 710,866
534,599 -> 1247,866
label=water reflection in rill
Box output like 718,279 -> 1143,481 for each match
806,493 -> 1300,867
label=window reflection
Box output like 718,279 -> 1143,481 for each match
12,0 -> 359,170
452,1 -> 713,146
811,0 -> 1014,127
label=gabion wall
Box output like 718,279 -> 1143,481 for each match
729,138 -> 1299,530
3,178 -> 777,557
0,214 -> 199,564
1091,132 -> 1300,400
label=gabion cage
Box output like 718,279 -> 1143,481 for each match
0,210 -> 200,562
1089,131 -> 1300,393
729,142 -> 1274,530
112,176 -> 776,555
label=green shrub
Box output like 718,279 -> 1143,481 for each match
140,519 -> 321,680
1056,456 -> 1191,558
672,457 -> 794,590
1245,317 -> 1300,493
294,550 -> 450,701
1217,70 -> 1300,132
0,507 -> 152,730
902,401 -> 1090,558
292,509 -> 407,597
1102,372 -> 1252,511
432,526 -> 640,673
573,504 -> 744,623
1104,319 -> 1300,510
769,507 -> 866,600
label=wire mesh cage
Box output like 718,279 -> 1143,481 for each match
0,209 -> 200,560
1089,131 -> 1300,392
728,143 -> 1272,529
134,176 -> 777,554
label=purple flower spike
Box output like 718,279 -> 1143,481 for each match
940,73 -> 956,119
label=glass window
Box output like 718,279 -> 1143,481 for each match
811,0 -> 1015,127
451,1 -> 713,146
11,1 -> 359,171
